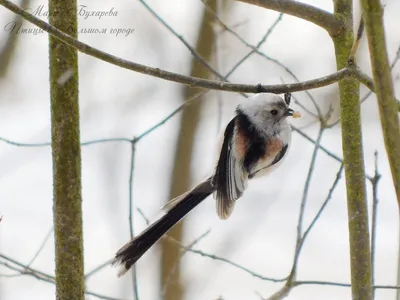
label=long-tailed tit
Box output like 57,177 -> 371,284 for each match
112,93 -> 301,276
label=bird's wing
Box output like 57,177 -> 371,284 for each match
249,143 -> 289,178
212,117 -> 248,220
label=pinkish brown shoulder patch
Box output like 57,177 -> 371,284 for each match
264,137 -> 284,160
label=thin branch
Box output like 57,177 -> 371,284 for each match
265,128 -> 326,299
361,0 -> 400,208
370,151 -> 380,300
236,0 -> 343,36
128,139 -> 139,300
0,136 -> 51,147
136,91 -> 205,141
81,138 -> 133,146
135,208 -> 287,283
180,245 -> 287,283
0,0 -> 351,93
265,284 -> 291,300
0,136 -> 133,147
26,226 -> 54,268
161,230 -> 211,298
85,259 -> 113,280
348,16 -> 364,63
296,164 -> 344,261
0,255 -> 125,300
294,280 -> 400,290
294,128 -> 325,265
351,65 -> 375,92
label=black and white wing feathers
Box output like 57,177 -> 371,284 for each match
212,117 -> 248,220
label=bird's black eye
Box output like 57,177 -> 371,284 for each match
270,109 -> 278,116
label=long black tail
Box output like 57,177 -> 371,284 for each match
112,178 -> 213,276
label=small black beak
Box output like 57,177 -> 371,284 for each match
286,108 -> 294,116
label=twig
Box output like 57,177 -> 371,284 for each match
291,126 -> 348,170
161,230 -> 211,298
265,284 -> 291,300
0,255 -> 125,300
181,246 -> 287,283
85,259 -> 113,279
0,0 -> 352,93
136,92 -> 205,141
294,128 -> 325,262
135,208 -> 287,283
351,66 -> 375,92
348,16 -> 364,63
26,226 -> 54,268
295,164 -> 344,262
0,137 -> 132,147
294,280 -> 400,290
127,139 -> 139,300
0,136 -> 51,147
370,151 -> 380,300
265,128 -> 325,299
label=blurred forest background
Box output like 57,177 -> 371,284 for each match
0,0 -> 399,299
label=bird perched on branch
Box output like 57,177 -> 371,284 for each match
112,92 -> 301,276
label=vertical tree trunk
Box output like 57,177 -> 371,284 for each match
161,1 -> 217,299
49,1 -> 84,299
333,1 -> 372,299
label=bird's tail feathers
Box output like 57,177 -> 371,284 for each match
112,177 -> 213,276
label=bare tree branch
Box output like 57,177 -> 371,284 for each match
361,0 -> 400,208
0,0 -> 351,93
236,0 -> 343,36
0,254 -> 125,300
348,16 -> 364,63
127,139 -> 139,300
161,230 -> 211,298
293,280 -> 400,290
370,151 -> 381,300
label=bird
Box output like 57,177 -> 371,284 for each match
112,92 -> 301,277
